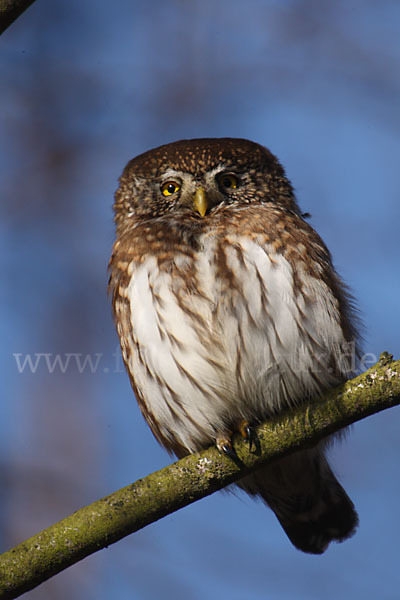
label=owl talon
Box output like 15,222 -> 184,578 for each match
222,443 -> 237,460
238,420 -> 256,452
246,426 -> 257,452
216,435 -> 236,459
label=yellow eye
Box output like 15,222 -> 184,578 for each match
161,181 -> 180,196
218,173 -> 238,190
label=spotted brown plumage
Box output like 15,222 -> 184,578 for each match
109,138 -> 360,554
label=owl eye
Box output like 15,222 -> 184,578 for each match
161,181 -> 181,197
218,173 -> 238,191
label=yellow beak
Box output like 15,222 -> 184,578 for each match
193,187 -> 208,217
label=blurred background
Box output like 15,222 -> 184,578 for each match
1,1 -> 400,598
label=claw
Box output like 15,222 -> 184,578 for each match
238,420 -> 256,452
246,426 -> 257,452
221,442 -> 237,460
216,434 -> 237,459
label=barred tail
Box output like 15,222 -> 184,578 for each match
238,446 -> 358,554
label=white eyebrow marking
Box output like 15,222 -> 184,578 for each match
160,168 -> 185,181
207,165 -> 228,177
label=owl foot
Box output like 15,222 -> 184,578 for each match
216,422 -> 256,459
238,420 -> 256,452
216,434 -> 237,460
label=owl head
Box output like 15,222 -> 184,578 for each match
113,138 -> 300,234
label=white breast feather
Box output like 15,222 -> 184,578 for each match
126,238 -> 349,452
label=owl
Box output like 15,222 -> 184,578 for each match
109,138 -> 360,554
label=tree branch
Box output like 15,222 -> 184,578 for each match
0,0 -> 36,35
0,353 -> 399,599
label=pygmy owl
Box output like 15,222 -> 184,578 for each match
109,138 -> 359,554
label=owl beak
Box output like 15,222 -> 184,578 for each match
193,187 -> 208,217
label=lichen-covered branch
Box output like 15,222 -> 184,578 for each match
0,0 -> 36,35
0,353 -> 399,599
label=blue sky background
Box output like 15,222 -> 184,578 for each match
1,1 -> 400,598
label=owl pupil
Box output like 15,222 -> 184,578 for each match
222,178 -> 231,188
167,184 -> 176,193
